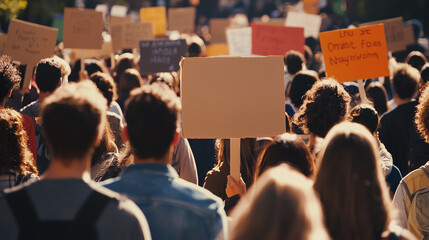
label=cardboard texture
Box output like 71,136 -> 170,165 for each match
0,33 -> 6,55
140,6 -> 167,36
180,56 -> 286,138
227,27 -> 252,56
285,12 -> 322,38
63,8 -> 103,49
139,39 -> 187,73
168,7 -> 196,32
251,23 -> 305,55
319,24 -> 389,83
205,44 -> 229,56
303,0 -> 320,14
5,19 -> 58,65
111,25 -> 122,52
70,41 -> 113,60
360,17 -> 406,53
110,16 -> 132,26
404,25 -> 415,46
123,22 -> 154,49
230,138 -> 241,180
252,18 -> 285,26
210,18 -> 230,44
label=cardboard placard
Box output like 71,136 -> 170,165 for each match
123,22 -> 154,49
227,27 -> 252,56
110,16 -> 132,26
360,17 -> 406,53
5,19 -> 58,65
140,6 -> 167,36
139,39 -> 187,73
111,25 -> 123,52
205,44 -> 229,56
319,24 -> 389,83
251,23 -> 305,55
63,8 -> 103,49
70,41 -> 113,60
180,56 -> 286,138
303,0 -> 320,14
285,11 -> 322,38
0,33 -> 6,55
404,25 -> 415,46
210,18 -> 230,44
168,7 -> 196,32
252,17 -> 286,26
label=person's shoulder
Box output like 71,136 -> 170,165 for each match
402,163 -> 429,190
172,177 -> 224,210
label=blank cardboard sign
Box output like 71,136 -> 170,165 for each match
139,39 -> 187,73
63,8 -> 103,49
285,12 -> 322,38
0,33 -> 6,55
404,25 -> 415,46
319,24 -> 389,83
227,27 -> 251,56
123,22 -> 154,49
251,23 -> 305,55
360,17 -> 405,53
168,7 -> 196,32
210,18 -> 230,44
5,19 -> 58,64
252,17 -> 285,26
180,56 -> 286,138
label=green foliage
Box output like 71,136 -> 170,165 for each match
0,0 -> 28,20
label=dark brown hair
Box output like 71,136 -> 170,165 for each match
365,82 -> 389,116
0,108 -> 38,176
416,82 -> 429,142
391,63 -> 419,100
41,81 -> 107,161
125,83 -> 180,160
256,133 -> 314,178
0,55 -> 21,102
90,72 -> 118,107
294,78 -> 351,138
314,122 -> 392,240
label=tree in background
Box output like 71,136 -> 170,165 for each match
0,0 -> 27,32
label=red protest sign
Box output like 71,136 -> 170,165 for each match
251,23 -> 304,56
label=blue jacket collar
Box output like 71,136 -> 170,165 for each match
121,163 -> 178,179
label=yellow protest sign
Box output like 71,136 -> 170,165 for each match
140,6 -> 167,36
205,44 -> 229,56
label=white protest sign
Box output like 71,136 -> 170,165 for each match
285,11 -> 322,38
226,27 -> 252,56
111,5 -> 128,17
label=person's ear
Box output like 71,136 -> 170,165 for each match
122,125 -> 129,142
171,131 -> 180,146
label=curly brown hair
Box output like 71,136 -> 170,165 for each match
294,78 -> 351,138
0,108 -> 38,176
415,82 -> 429,142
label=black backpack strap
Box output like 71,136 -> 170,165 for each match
5,188 -> 39,231
74,190 -> 112,226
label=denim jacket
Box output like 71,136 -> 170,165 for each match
102,164 -> 228,240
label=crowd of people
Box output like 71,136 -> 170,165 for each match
1,6 -> 429,240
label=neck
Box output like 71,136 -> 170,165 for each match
133,147 -> 173,165
42,154 -> 92,180
38,91 -> 51,102
393,96 -> 412,106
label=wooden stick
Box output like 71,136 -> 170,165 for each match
80,50 -> 85,73
230,138 -> 241,181
22,64 -> 34,92
357,79 -> 368,103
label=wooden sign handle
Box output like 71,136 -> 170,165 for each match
80,50 -> 85,73
358,79 -> 368,103
22,65 -> 34,92
230,138 -> 241,181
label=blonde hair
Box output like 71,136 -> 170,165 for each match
314,122 -> 392,240
230,164 -> 330,240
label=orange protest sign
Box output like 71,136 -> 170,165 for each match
205,44 -> 229,56
140,6 -> 167,36
303,0 -> 319,14
251,23 -> 304,56
319,24 -> 389,83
